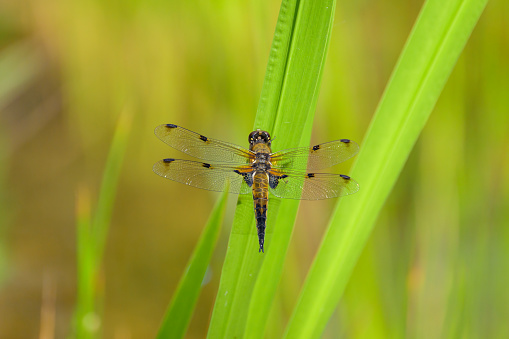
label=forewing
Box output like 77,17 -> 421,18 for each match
270,139 -> 359,171
153,159 -> 252,194
268,169 -> 359,200
155,124 -> 254,163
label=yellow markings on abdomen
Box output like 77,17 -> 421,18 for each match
250,141 -> 272,252
253,171 -> 269,199
253,171 -> 269,252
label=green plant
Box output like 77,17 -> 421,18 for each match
156,189 -> 228,339
74,109 -> 132,338
156,0 -> 488,337
208,1 -> 336,338
285,0 -> 488,337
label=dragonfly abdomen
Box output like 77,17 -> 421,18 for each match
252,171 -> 269,253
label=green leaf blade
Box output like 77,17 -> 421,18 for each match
93,109 -> 133,264
244,0 -> 337,336
284,0 -> 488,337
156,190 -> 228,339
208,0 -> 336,338
74,108 -> 132,338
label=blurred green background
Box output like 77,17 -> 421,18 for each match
0,0 -> 508,338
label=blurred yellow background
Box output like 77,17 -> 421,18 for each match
0,0 -> 508,338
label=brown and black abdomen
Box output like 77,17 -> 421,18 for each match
252,172 -> 269,252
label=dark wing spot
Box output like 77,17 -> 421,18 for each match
281,174 -> 288,179
199,135 -> 208,142
234,170 -> 241,174
340,174 -> 350,180
269,175 -> 279,189
340,139 -> 351,143
166,124 -> 177,128
202,163 -> 211,168
243,172 -> 253,187
312,145 -> 320,151
307,173 -> 315,178
163,158 -> 175,163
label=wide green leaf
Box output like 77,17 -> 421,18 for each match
208,0 -> 336,338
284,0 -> 488,337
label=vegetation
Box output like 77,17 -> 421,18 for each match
0,0 -> 506,338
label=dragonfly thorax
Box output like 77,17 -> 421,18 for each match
252,151 -> 271,171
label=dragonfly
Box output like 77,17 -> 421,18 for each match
153,124 -> 360,253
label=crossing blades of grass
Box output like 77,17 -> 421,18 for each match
207,0 -> 336,338
284,0 -> 488,338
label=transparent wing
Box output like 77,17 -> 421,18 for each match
155,124 -> 254,163
268,168 -> 359,200
270,139 -> 359,171
153,158 -> 253,194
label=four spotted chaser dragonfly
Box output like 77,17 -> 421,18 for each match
153,124 -> 359,253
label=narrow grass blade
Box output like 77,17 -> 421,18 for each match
74,187 -> 96,339
156,189 -> 228,339
208,0 -> 336,338
253,0 -> 298,132
92,108 -> 133,264
284,0 -> 488,337
73,109 -> 132,337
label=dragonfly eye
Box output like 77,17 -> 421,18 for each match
248,131 -> 258,143
249,130 -> 271,145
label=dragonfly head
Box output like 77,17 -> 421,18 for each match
249,129 -> 272,149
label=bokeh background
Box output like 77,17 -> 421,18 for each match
1,0 -> 508,338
